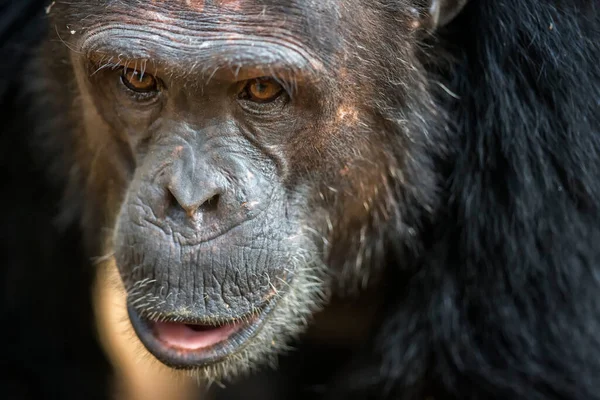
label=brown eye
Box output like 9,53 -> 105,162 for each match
121,68 -> 158,93
241,78 -> 284,103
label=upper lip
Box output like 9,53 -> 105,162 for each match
130,195 -> 271,247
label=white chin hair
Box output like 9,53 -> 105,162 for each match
188,252 -> 330,385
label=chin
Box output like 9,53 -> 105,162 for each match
123,258 -> 330,381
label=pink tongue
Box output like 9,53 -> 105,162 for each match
153,321 -> 240,350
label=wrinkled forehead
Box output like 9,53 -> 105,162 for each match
53,0 -> 340,38
144,0 -> 300,12
53,0 -> 341,76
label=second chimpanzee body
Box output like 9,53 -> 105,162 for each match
4,0 -> 599,399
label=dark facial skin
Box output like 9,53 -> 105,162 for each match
46,0 -> 466,381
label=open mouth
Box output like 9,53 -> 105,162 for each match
127,302 -> 272,368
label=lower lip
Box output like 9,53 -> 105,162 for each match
127,303 -> 268,368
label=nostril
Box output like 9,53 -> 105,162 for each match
199,193 -> 220,214
166,184 -> 222,220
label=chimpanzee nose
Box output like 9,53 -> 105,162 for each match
165,157 -> 225,220
167,182 -> 222,219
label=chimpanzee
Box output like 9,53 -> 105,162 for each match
3,0 -> 600,399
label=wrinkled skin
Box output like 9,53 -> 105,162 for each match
44,0 -> 446,379
31,0 -> 600,399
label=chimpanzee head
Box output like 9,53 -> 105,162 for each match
46,0 -> 468,380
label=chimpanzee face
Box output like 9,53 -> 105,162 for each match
48,0 -> 467,380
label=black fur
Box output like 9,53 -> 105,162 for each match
330,1 -> 600,399
0,1 -> 112,399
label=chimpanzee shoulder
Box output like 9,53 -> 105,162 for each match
331,1 -> 600,399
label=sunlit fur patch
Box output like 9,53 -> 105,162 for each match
184,0 -> 206,11
336,105 -> 360,125
180,0 -> 247,12
140,0 -> 270,24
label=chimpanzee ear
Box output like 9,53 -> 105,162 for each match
427,0 -> 469,29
